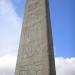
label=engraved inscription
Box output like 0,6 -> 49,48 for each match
27,0 -> 42,12
20,70 -> 41,75
15,0 -> 50,75
19,62 -> 42,75
20,71 -> 28,75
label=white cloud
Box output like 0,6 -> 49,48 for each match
0,0 -> 22,56
55,57 -> 75,75
0,0 -> 22,74
0,55 -> 16,75
0,55 -> 16,69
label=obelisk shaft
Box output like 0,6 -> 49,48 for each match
15,0 -> 56,75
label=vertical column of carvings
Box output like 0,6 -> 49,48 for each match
15,0 -> 45,75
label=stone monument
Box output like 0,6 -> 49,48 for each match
15,0 -> 56,75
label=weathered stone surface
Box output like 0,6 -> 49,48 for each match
15,0 -> 56,75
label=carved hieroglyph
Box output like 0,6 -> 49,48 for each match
15,0 -> 56,75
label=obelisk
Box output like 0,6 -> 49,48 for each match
15,0 -> 56,75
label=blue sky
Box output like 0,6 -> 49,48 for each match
0,0 -> 75,75
12,0 -> 75,57
12,0 -> 26,17
50,0 -> 75,57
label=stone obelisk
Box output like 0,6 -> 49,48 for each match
15,0 -> 56,75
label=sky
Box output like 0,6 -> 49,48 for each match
50,0 -> 75,57
0,0 -> 75,75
